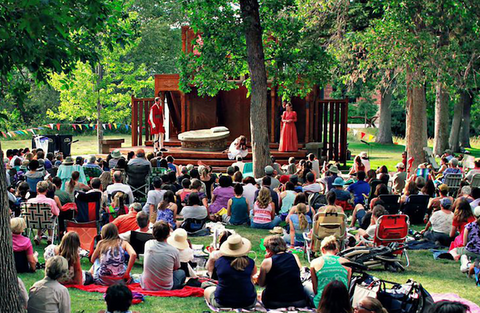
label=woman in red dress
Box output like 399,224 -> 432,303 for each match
279,102 -> 298,152
149,97 -> 167,152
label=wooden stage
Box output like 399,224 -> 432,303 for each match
113,139 -> 307,172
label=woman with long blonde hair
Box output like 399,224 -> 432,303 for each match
251,187 -> 281,229
286,203 -> 311,247
90,223 -> 137,285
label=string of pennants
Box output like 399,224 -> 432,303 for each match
1,123 -> 130,139
347,127 -> 400,145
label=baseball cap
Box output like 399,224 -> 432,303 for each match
440,198 -> 452,209
265,165 -> 274,175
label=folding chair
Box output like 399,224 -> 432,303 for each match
423,147 -> 439,171
308,192 -> 327,212
443,173 -> 462,197
74,190 -> 102,222
180,218 -> 209,236
470,173 -> 480,188
378,194 -> 401,214
401,194 -> 429,225
21,202 -> 58,243
373,214 -> 410,267
64,220 -> 99,252
335,200 -> 353,211
83,167 -> 103,182
304,211 -> 347,262
367,179 -> 382,204
126,164 -> 150,202
130,230 -> 154,261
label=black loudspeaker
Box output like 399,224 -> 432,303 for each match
31,135 -> 57,153
56,135 -> 73,156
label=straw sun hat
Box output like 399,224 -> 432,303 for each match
219,234 -> 251,257
167,228 -> 189,250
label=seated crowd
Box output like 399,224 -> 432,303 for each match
5,146 -> 480,312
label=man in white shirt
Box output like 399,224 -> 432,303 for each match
302,172 -> 322,194
141,221 -> 186,290
231,155 -> 245,173
105,171 -> 134,204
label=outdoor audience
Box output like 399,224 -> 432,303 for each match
7,146 -> 480,312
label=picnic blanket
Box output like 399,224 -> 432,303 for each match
66,283 -> 204,298
432,293 -> 480,313
205,299 -> 316,312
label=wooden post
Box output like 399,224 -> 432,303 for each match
328,101 -> 334,160
305,96 -> 310,144
144,98 -> 150,143
131,95 -> 138,147
318,97 -> 323,145
323,101 -> 328,158
181,92 -> 186,133
340,99 -> 349,165
138,100 -> 143,146
334,102 -> 340,161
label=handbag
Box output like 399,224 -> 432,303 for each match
352,280 -> 380,307
377,279 -> 433,313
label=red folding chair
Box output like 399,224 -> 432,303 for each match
65,221 -> 99,252
373,214 -> 410,267
335,199 -> 353,211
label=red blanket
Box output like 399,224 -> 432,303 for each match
66,283 -> 204,298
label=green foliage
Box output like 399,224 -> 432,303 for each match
179,0 -> 333,99
48,42 -> 153,124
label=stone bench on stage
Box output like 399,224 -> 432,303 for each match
178,127 -> 230,152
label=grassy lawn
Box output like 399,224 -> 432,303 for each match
9,134 -> 480,312
18,225 -> 480,313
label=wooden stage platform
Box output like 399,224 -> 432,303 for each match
113,140 -> 307,172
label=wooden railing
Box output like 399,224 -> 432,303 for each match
131,96 -> 155,147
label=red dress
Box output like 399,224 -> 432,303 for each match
279,111 -> 298,152
148,103 -> 165,134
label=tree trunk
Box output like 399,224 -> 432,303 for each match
405,67 -> 427,169
239,0 -> 270,178
96,63 -> 104,154
449,91 -> 467,152
433,77 -> 450,155
460,91 -> 473,148
0,143 -> 23,313
375,84 -> 393,144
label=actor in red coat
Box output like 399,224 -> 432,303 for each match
149,97 -> 167,152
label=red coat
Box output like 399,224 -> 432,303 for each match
148,103 -> 165,134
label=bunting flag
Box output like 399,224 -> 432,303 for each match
83,124 -> 89,129
102,124 -> 106,130
95,124 -> 98,129
56,123 -> 61,130
1,122 -> 130,137
353,129 -> 358,136
347,127 -> 351,132
78,124 -> 83,130
113,123 -> 118,129
108,123 -> 112,130
28,129 -> 35,134
125,124 -> 129,130
394,142 -> 399,145
89,124 -> 93,129
72,124 -> 77,130
360,132 -> 366,139
368,135 -> 374,141
1,131 -> 7,138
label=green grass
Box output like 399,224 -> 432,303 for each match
18,225 -> 480,313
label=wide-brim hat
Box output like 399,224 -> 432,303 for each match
167,228 -> 189,250
111,149 -> 122,159
269,226 -> 284,235
359,152 -> 368,158
219,234 -> 251,257
474,206 -> 480,218
329,165 -> 339,174
332,177 -> 345,186
63,156 -> 74,165
395,162 -> 405,169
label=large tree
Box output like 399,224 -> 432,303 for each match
0,0 -> 131,311
179,0 -> 331,177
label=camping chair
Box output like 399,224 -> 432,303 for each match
74,190 -> 102,222
149,167 -> 170,185
180,218 -> 209,236
423,147 -> 439,171
378,194 -> 401,214
242,162 -> 253,178
83,167 -> 103,182
401,194 -> 429,225
444,173 -> 462,197
304,211 -> 347,262
130,231 -> 154,261
340,214 -> 410,271
64,220 -> 99,252
374,214 -> 410,267
335,200 -> 353,212
470,173 -> 480,188
21,202 -> 58,243
126,164 -> 151,202
308,192 -> 327,212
